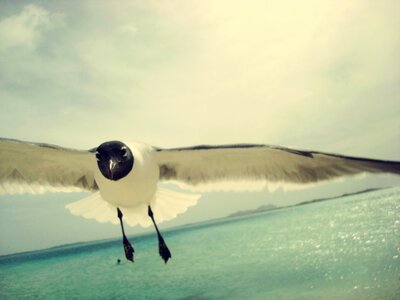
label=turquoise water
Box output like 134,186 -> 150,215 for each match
0,188 -> 399,300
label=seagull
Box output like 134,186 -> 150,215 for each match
1,138 -> 399,263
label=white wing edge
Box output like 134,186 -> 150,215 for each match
0,181 -> 87,195
163,173 -> 368,193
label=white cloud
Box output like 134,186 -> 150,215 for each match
0,4 -> 64,51
0,0 -> 398,156
130,0 -> 399,153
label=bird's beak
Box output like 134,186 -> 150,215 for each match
109,159 -> 117,180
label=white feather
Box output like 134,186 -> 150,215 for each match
65,187 -> 200,227
0,181 -> 84,195
66,192 -> 119,225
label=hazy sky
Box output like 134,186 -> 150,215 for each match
0,1 -> 399,255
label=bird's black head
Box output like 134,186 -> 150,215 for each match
95,141 -> 134,181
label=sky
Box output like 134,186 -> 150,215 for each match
0,0 -> 399,255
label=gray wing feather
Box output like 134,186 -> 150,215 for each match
154,144 -> 400,191
0,138 -> 97,194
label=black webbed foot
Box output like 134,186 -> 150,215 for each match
148,205 -> 172,264
158,236 -> 172,263
123,236 -> 135,262
117,207 -> 135,263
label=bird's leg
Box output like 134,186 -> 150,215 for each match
148,206 -> 172,263
117,208 -> 134,262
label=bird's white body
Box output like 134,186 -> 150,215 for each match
94,142 -> 159,209
65,141 -> 200,227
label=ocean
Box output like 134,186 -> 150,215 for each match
0,187 -> 399,300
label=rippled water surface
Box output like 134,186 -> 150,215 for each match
1,188 -> 399,299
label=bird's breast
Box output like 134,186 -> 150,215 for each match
94,142 -> 159,208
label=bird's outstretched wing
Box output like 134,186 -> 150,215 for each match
0,138 -> 97,195
154,144 -> 400,191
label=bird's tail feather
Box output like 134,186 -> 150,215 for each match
65,192 -> 119,225
152,187 -> 200,223
120,188 -> 201,227
65,188 -> 200,228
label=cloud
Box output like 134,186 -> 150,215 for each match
130,0 -> 399,154
0,4 -> 63,51
0,0 -> 398,157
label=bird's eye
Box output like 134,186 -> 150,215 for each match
121,147 -> 128,158
95,152 -> 102,161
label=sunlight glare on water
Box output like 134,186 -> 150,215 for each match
0,188 -> 399,299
